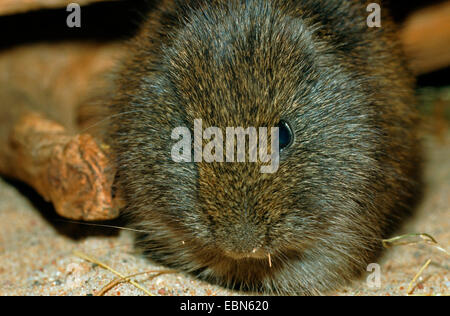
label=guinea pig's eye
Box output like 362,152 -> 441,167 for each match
277,120 -> 294,151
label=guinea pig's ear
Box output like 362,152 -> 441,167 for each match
277,120 -> 294,151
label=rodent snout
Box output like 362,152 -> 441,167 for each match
215,219 -> 269,260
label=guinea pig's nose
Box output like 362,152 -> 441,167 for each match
221,233 -> 268,260
216,215 -> 268,259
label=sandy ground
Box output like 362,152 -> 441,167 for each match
0,134 -> 448,296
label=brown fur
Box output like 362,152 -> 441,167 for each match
107,0 -> 422,295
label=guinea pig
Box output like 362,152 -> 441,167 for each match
106,0 -> 422,295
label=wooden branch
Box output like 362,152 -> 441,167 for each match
400,1 -> 450,75
0,41 -> 124,221
0,111 -> 119,221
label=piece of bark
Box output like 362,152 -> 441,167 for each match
0,0 -> 115,16
0,111 -> 119,221
401,1 -> 450,74
0,41 -> 124,221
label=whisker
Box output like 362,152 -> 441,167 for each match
78,109 -> 147,134
55,219 -> 153,235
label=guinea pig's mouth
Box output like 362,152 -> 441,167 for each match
222,247 -> 270,261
